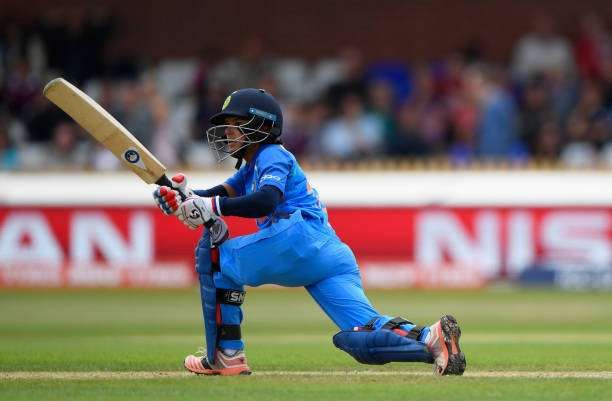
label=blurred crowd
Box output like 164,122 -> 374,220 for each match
2,11 -> 612,171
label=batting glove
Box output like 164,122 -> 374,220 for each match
176,196 -> 218,230
153,173 -> 194,215
177,196 -> 228,245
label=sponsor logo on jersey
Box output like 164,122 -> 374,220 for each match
260,174 -> 281,182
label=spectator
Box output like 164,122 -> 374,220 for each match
4,59 -> 40,115
597,117 -> 612,166
575,13 -> 612,80
142,75 -> 177,168
320,94 -> 384,160
512,14 -> 575,81
575,79 -> 606,120
388,101 -> 430,157
603,59 -> 612,110
0,116 -> 19,170
519,76 -> 552,152
92,142 -> 119,171
0,20 -> 30,76
45,121 -> 89,169
437,54 -> 466,99
533,118 -> 561,160
210,37 -> 273,91
367,79 -> 397,152
406,64 -> 449,152
448,94 -> 479,165
560,112 -> 597,168
24,94 -> 66,143
325,47 -> 367,113
279,102 -> 310,158
364,61 -> 412,105
2,12 -> 612,171
301,101 -> 330,161
463,65 -> 520,159
113,80 -> 154,148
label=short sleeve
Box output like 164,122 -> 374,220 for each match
256,147 -> 292,194
224,167 -> 246,196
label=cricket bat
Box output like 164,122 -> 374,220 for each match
43,78 -> 182,197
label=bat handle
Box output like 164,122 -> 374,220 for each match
155,174 -> 187,201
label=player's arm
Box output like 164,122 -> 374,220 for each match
161,184 -> 281,231
179,148 -> 287,219
212,148 -> 289,218
182,185 -> 280,219
216,185 -> 282,218
193,183 -> 237,198
153,173 -> 240,215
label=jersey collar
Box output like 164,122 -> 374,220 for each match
245,144 -> 270,168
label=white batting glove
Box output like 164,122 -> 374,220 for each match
152,173 -> 194,215
169,173 -> 195,197
177,196 -> 217,230
177,196 -> 229,245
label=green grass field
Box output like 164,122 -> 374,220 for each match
1,287 -> 611,401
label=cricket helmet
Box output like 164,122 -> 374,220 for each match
207,88 -> 283,167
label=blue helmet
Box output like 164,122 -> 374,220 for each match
207,88 -> 283,167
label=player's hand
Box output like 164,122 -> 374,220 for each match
168,173 -> 195,198
153,173 -> 194,215
153,185 -> 181,215
177,196 -> 217,230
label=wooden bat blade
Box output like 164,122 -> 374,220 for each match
43,78 -> 167,185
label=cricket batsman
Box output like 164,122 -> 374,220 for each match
152,88 -> 466,376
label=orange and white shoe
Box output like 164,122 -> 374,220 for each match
426,315 -> 466,375
184,348 -> 251,376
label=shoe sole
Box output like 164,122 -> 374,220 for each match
183,355 -> 252,376
438,314 -> 466,375
184,361 -> 251,376
190,369 -> 252,376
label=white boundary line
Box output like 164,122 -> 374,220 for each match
1,371 -> 611,380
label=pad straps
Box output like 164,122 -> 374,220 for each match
216,288 -> 246,341
358,317 -> 424,341
382,317 -> 424,341
218,324 -> 241,340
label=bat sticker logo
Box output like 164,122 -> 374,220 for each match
124,149 -> 140,164
123,147 -> 146,170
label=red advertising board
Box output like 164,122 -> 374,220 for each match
1,206 -> 610,288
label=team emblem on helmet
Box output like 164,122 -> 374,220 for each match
222,95 -> 232,110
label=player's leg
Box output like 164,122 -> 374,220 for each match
186,212 -> 330,375
218,211 -> 348,287
305,242 -> 465,375
186,214 -> 318,376
184,230 -> 251,376
306,272 -> 433,365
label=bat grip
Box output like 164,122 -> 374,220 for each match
155,174 -> 187,201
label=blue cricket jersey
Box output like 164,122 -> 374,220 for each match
224,144 -> 327,229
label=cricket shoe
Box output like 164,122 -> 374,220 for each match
184,348 -> 251,376
426,315 -> 466,375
